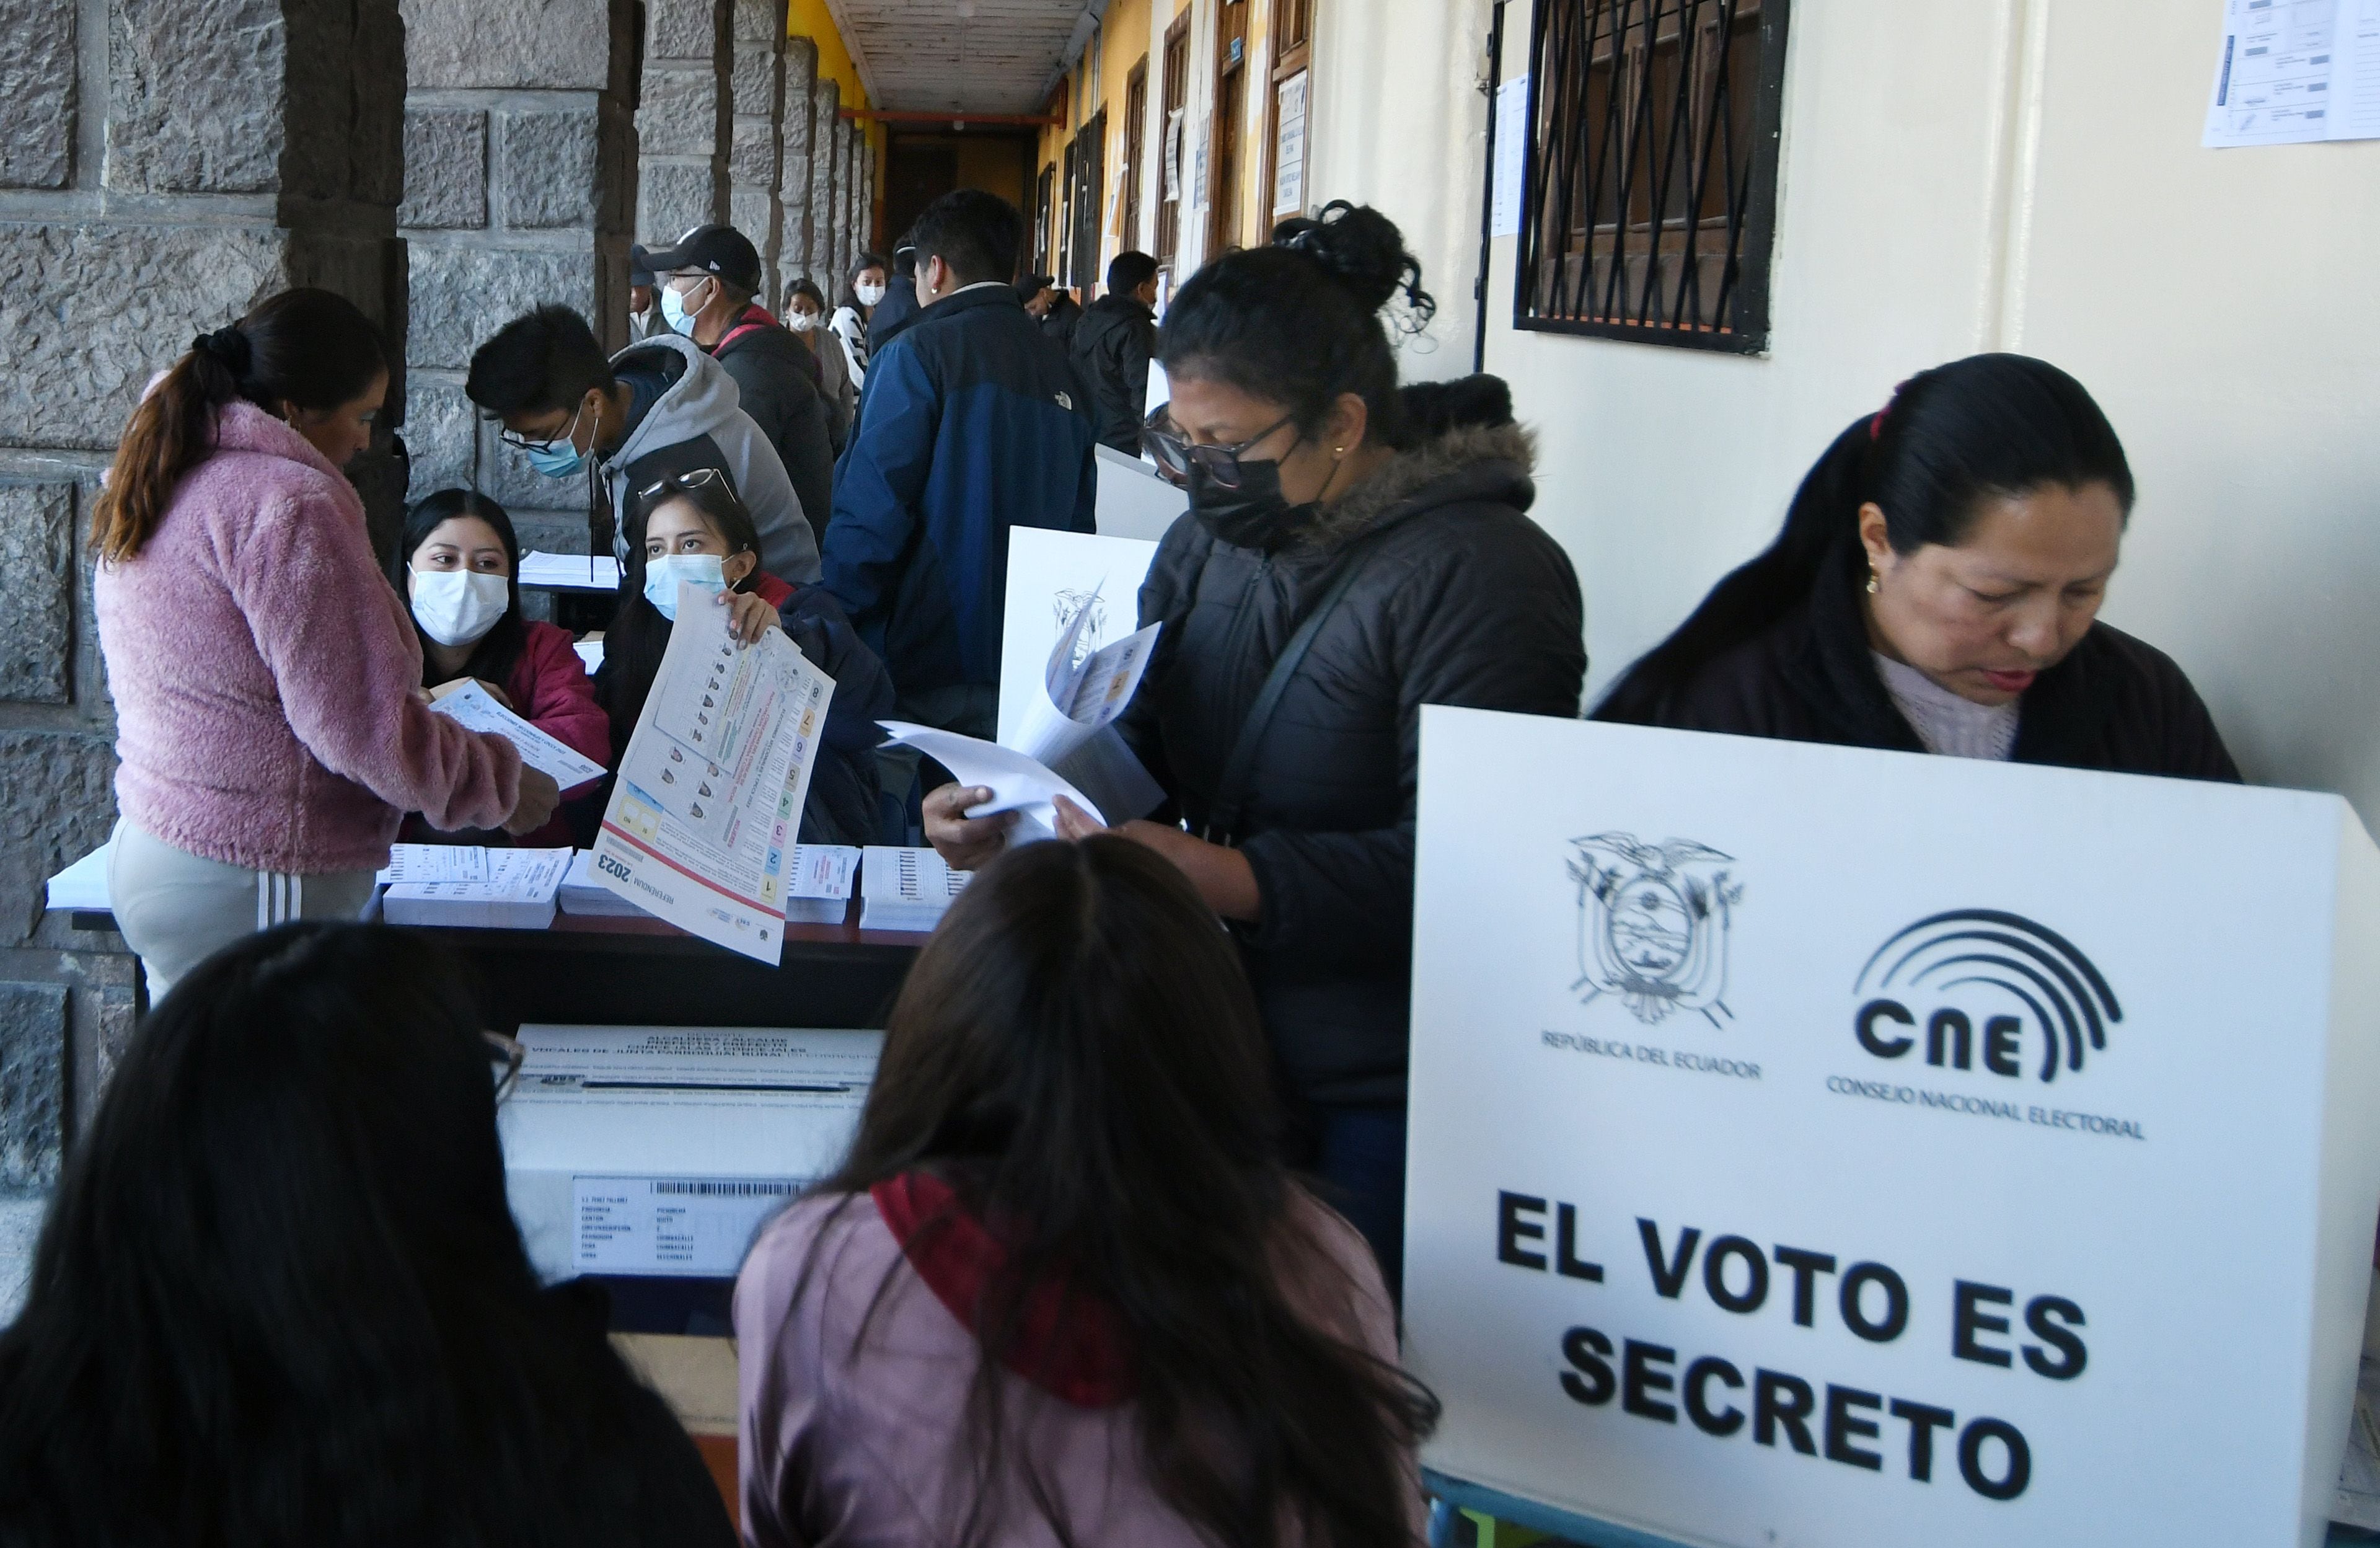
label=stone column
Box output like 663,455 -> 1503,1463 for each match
807,76 -> 839,291
638,0 -> 731,245
777,38 -> 818,308
399,0 -> 639,560
728,0 -> 785,306
859,136 -> 878,259
826,112 -> 850,288
0,0 -> 406,1192
845,129 -> 867,274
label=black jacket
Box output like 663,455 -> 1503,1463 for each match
709,307 -> 835,549
1119,419 -> 1586,1107
1620,545 -> 2241,781
1069,293 -> 1156,455
1039,293 -> 1083,350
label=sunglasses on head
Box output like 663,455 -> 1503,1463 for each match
636,466 -> 731,506
1139,405 -> 1298,491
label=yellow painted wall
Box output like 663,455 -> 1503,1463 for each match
786,0 -> 883,232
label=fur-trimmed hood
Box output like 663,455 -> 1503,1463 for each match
1299,418 -> 1536,555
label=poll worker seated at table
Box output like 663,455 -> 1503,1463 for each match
1593,353 -> 2240,780
0,922 -> 735,1548
91,288 -> 553,997
926,203 -> 1585,1293
465,304 -> 819,585
597,470 -> 892,847
391,488 -> 609,849
734,836 -> 1435,1548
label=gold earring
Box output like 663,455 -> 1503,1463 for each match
1866,566 -> 1881,596
1333,446 -> 1346,459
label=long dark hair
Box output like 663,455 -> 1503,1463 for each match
838,250 -> 889,314
1159,200 -> 1436,450
600,473 -> 766,750
390,488 -> 530,692
790,838 -> 1437,1547
1597,353 -> 2135,723
0,924 -> 697,1547
91,288 -> 387,562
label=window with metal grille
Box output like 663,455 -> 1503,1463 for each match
1517,0 -> 1791,353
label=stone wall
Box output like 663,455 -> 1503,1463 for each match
637,0 -> 730,245
777,38 -> 818,308
0,0 -> 407,1190
398,0 -> 639,560
806,75 -> 839,291
728,0 -> 785,307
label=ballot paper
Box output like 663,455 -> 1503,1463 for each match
496,1024 -> 883,1280
43,844 -> 112,913
2204,0 -> 2380,147
996,527 -> 1161,747
560,844 -> 858,924
590,582 -> 836,964
381,846 -> 571,929
877,722 -> 1109,846
518,551 -> 623,591
379,843 -> 491,885
428,681 -> 606,792
858,846 -> 971,931
575,637 -> 604,674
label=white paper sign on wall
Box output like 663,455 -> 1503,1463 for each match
1406,710 -> 2380,1548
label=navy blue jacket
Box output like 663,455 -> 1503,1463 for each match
822,283 -> 1097,694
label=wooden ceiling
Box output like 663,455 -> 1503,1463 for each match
827,0 -> 1101,117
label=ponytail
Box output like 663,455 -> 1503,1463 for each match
1596,353 -> 2135,725
90,289 -> 388,563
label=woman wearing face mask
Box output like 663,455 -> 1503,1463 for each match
597,471 -> 893,846
392,489 -> 609,848
1594,353 -> 2239,778
92,290 -> 558,997
785,278 -> 853,454
827,253 -> 887,393
922,203 -> 1586,1294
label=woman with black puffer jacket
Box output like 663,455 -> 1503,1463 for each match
924,202 -> 1586,1297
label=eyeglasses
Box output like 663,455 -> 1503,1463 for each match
1139,405 -> 1298,491
636,466 -> 730,505
499,399 -> 588,456
483,1030 -> 525,1105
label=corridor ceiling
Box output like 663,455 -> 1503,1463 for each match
826,0 -> 1104,117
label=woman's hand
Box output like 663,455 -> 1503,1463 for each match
428,676 -> 515,711
719,589 -> 782,647
1052,796 -> 1261,922
923,783 -> 1017,871
501,766 -> 563,836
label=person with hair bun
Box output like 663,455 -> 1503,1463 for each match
1595,352 -> 2238,779
91,289 -> 557,996
923,201 -> 1586,1292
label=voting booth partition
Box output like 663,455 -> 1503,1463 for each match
1405,712 -> 2380,1548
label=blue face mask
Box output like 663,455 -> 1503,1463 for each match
522,402 -> 588,479
659,278 -> 708,337
643,553 -> 727,621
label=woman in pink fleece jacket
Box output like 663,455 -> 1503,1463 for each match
92,289 -> 557,994
735,837 -> 1437,1548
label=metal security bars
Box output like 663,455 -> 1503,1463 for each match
1515,0 -> 1790,353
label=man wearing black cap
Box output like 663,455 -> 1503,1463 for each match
636,224 -> 835,547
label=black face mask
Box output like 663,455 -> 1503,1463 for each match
1187,458 -> 1320,554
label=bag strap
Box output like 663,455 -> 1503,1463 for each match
1202,539 -> 1386,844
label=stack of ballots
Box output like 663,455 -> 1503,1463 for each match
560,846 -> 860,925
859,847 -> 971,931
381,846 -> 572,930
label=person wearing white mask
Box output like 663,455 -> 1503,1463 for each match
592,471 -> 894,846
392,490 -> 610,847
827,252 -> 888,396
785,277 -> 853,453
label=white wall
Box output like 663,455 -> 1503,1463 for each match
1311,0 -> 2380,825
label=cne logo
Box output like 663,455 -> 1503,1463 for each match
1568,833 -> 1742,1027
1853,911 -> 2123,1084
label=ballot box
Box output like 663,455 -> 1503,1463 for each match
1404,711 -> 2380,1548
499,1024 -> 882,1285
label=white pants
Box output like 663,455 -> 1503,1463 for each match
106,820 -> 379,1000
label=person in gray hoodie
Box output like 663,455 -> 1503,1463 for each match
465,306 -> 819,583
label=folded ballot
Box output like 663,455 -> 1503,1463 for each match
859,846 -> 971,931
561,845 -> 859,925
381,847 -> 572,929
429,681 -> 606,791
878,590 -> 1164,846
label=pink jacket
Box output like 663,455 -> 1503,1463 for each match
94,402 -> 522,874
734,1187 -> 1419,1548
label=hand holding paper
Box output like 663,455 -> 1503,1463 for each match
429,681 -> 607,792
879,722 -> 1105,846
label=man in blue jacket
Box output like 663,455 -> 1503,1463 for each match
822,188 -> 1096,795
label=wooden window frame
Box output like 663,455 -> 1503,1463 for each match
1122,59 -> 1150,254
1206,0 -> 1252,260
1263,0 -> 1314,224
1515,0 -> 1791,354
1156,12 -> 1192,272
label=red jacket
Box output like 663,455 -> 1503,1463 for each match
400,621 -> 606,849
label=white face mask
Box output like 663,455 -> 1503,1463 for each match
855,281 -> 888,307
410,567 -> 511,648
787,311 -> 819,333
643,553 -> 728,621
